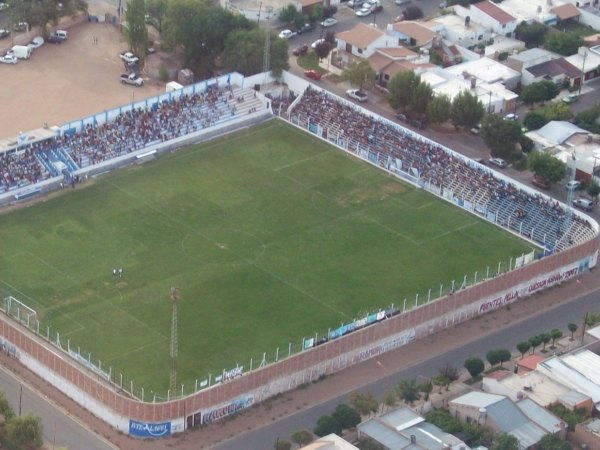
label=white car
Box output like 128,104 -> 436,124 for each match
278,29 -> 296,39
28,36 -> 44,49
566,180 -> 581,191
0,54 -> 17,64
355,5 -> 373,16
504,113 -> 518,121
311,38 -> 326,49
120,51 -> 139,64
367,0 -> 380,5
346,89 -> 368,102
488,158 -> 508,168
320,18 -> 338,27
395,0 -> 411,4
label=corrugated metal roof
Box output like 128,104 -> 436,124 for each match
380,407 -> 424,430
559,390 -> 589,408
509,422 -> 546,448
358,419 -> 411,449
538,356 -> 600,403
517,398 -> 563,434
509,48 -> 553,62
562,349 -> 600,386
450,391 -> 504,408
486,398 -> 528,432
534,121 -> 586,145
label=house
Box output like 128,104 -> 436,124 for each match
367,47 -> 434,86
494,0 -> 559,26
357,407 -> 470,450
550,3 -> 581,24
298,0 -> 322,14
335,23 -> 395,59
517,354 -> 546,374
298,433 -> 359,450
433,14 -> 489,50
456,0 -> 518,38
522,58 -> 580,86
565,47 -> 600,87
387,21 -> 438,48
444,56 -> 521,90
506,48 -> 557,73
449,392 -> 561,448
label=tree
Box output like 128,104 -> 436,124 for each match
279,4 -> 297,23
314,41 -> 332,61
528,151 -> 566,184
464,357 -> 485,378
539,102 -> 572,121
145,0 -> 168,33
396,379 -> 420,405
545,33 -> 583,56
520,81 -> 560,105
427,95 -> 452,124
486,350 -> 500,367
432,375 -> 450,393
124,0 -> 148,61
537,433 -> 572,450
342,60 -> 376,91
291,429 -> 314,446
6,413 -> 44,448
403,6 -> 424,20
332,404 -> 361,429
293,13 -> 307,31
419,379 -> 434,399
529,335 -> 542,354
523,111 -> 548,130
451,90 -> 485,129
0,391 -> 14,421
517,341 -> 531,359
568,323 -> 578,340
515,21 -> 547,48
497,349 -> 512,368
519,135 -> 535,153
310,4 -> 324,22
439,363 -> 460,381
383,390 -> 397,411
349,392 -> 378,416
550,328 -> 563,348
275,439 -> 292,450
19,0 -> 87,34
408,81 -> 433,116
491,433 -> 519,450
540,332 -> 551,351
481,114 -> 522,159
588,180 -> 600,201
314,415 -> 342,437
357,437 -> 386,450
222,29 -> 289,77
388,71 -> 421,111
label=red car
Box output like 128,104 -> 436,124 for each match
304,70 -> 322,81
292,44 -> 309,56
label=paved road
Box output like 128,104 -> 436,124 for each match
214,287 -> 600,450
0,365 -> 116,450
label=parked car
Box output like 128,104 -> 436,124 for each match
367,0 -> 380,5
395,0 -> 411,4
0,54 -> 17,64
346,89 -> 368,102
573,198 -> 593,210
120,51 -> 139,64
410,118 -> 425,129
120,73 -> 144,87
355,5 -> 373,16
348,0 -> 364,7
395,112 -> 407,122
46,34 -> 63,44
28,36 -> 44,49
311,38 -> 326,49
320,18 -> 338,27
532,175 -> 550,190
54,30 -> 68,40
504,113 -> 518,121
292,44 -> 309,56
566,180 -> 581,191
278,29 -> 296,39
13,22 -> 28,32
470,124 -> 481,135
0,29 -> 9,39
488,157 -> 508,168
296,22 -> 315,34
563,93 -> 580,104
304,69 -> 322,81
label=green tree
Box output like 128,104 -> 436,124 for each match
486,349 -> 500,367
388,71 -> 421,111
314,41 -> 332,61
464,357 -> 485,378
519,135 -> 534,153
497,349 -> 512,368
515,21 -> 547,48
275,439 -> 292,450
539,102 -> 572,121
568,323 -> 578,340
517,341 -> 531,359
419,379 -> 434,399
314,415 -> 342,437
383,390 -> 397,411
145,0 -> 168,32
432,375 -> 450,393
342,59 -> 376,91
426,409 -> 464,434
523,111 -> 548,130
537,433 -> 572,450
310,4 -> 323,22
349,392 -> 378,416
222,29 -> 289,77
124,0 -> 148,62
588,181 -> 600,201
491,433 -> 519,450
279,4 -> 297,23
396,379 -> 420,405
451,90 -> 485,129
332,404 -> 361,429
6,413 -> 44,448
291,429 -> 314,446
20,0 -> 87,34
409,81 -> 433,116
550,328 -> 563,348
427,95 -> 452,124
403,6 -> 424,20
528,151 -> 566,184
0,391 -> 15,421
545,32 -> 583,56
481,114 -> 522,159
293,13 -> 307,30
521,81 -> 560,105
540,332 -> 551,351
529,335 -> 542,354
357,437 -> 386,450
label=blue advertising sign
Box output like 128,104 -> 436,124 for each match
129,419 -> 171,438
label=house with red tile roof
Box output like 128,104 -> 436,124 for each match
459,0 -> 518,38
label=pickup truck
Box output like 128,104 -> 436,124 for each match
346,89 -> 368,102
120,51 -> 139,64
120,73 -> 144,87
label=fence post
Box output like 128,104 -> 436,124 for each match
403,298 -> 406,312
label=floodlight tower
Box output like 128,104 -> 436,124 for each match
169,286 -> 180,395
263,28 -> 271,86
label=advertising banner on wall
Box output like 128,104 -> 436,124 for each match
129,420 -> 171,438
201,395 -> 255,425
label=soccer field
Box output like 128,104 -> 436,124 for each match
0,120 -> 531,395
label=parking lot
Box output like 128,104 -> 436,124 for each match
0,18 -> 162,140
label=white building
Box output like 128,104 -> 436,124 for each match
454,0 -> 518,38
335,23 -> 397,59
444,56 -> 522,90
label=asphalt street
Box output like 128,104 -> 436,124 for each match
214,286 -> 600,450
0,365 -> 117,450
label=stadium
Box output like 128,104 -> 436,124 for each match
0,71 -> 598,438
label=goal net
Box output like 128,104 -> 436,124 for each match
3,296 -> 39,330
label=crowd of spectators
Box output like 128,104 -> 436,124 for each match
287,88 -> 593,247
0,86 -> 256,192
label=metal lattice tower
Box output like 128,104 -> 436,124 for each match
169,286 -> 180,394
263,29 -> 271,85
562,156 -> 577,247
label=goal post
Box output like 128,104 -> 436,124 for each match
3,296 -> 39,330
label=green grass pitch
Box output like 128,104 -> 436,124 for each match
0,120 -> 531,394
